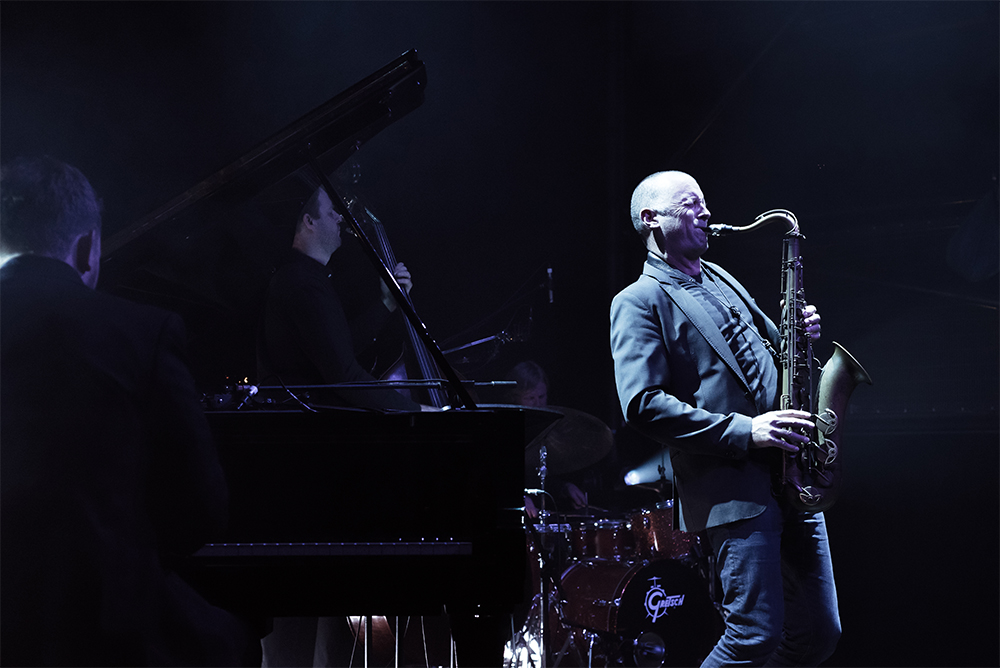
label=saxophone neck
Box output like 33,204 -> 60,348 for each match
755,209 -> 800,235
708,209 -> 800,237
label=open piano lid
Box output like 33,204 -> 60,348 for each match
98,51 -> 426,387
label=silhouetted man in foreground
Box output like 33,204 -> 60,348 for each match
1,156 -> 252,666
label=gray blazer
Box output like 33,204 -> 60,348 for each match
610,252 -> 781,532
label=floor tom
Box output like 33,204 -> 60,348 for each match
630,501 -> 701,560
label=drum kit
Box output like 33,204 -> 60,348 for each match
508,408 -> 724,668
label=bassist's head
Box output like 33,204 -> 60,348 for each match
292,187 -> 344,264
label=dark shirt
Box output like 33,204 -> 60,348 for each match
258,249 -> 419,411
662,262 -> 778,414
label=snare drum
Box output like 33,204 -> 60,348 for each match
531,522 -> 570,552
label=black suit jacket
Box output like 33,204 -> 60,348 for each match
0,255 -> 245,666
611,253 -> 781,532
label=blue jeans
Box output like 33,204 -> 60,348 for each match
700,496 -> 841,667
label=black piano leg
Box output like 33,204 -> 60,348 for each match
449,609 -> 509,667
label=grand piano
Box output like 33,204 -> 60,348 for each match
100,51 -> 532,664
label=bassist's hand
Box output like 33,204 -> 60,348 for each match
380,262 -> 413,311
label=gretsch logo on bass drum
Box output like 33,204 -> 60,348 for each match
644,576 -> 685,622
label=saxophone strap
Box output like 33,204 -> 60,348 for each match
701,262 -> 781,364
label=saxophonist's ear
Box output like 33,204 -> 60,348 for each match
640,209 -> 662,237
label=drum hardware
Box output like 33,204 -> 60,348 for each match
623,457 -> 673,502
585,630 -> 599,668
532,442 -> 552,666
632,631 -> 667,668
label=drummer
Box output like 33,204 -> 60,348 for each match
505,361 -> 625,517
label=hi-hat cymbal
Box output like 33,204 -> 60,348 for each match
524,405 -> 614,476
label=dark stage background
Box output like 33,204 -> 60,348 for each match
2,2 -> 997,666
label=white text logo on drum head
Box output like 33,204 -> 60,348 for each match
644,577 -> 685,622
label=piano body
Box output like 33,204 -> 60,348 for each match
101,51 -> 530,662
188,409 -> 526,619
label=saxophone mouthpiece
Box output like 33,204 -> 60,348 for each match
707,224 -> 738,237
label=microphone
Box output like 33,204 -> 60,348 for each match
547,266 -> 554,304
235,384 -> 258,410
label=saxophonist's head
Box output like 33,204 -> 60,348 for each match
630,171 -> 711,276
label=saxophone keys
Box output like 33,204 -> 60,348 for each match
815,408 -> 838,435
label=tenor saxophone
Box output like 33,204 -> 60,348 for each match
709,210 -> 872,512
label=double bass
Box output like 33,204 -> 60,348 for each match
339,184 -> 450,408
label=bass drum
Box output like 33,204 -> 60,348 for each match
556,559 -> 722,667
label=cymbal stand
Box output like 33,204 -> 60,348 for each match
365,615 -> 373,667
394,616 -> 401,667
537,444 -> 549,668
